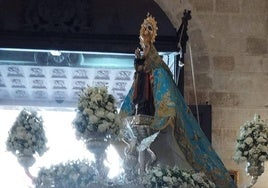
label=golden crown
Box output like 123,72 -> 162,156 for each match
139,13 -> 158,45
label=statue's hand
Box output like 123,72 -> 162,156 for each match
135,48 -> 141,58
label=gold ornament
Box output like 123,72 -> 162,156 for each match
139,13 -> 158,47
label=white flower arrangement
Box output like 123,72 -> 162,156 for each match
34,159 -> 97,188
6,108 -> 47,168
233,114 -> 268,177
73,86 -> 121,140
233,114 -> 268,163
142,165 -> 216,188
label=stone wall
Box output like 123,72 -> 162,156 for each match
154,0 -> 268,187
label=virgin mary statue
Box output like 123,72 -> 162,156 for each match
119,14 -> 236,188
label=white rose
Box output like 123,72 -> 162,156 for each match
154,170 -> 163,177
192,173 -> 204,183
98,123 -> 108,132
16,126 -> 25,133
28,118 -> 35,125
163,176 -> 172,183
106,102 -> 114,111
70,173 -> 79,181
248,149 -> 255,155
89,115 -> 99,124
253,154 -> 259,159
106,112 -> 115,121
88,101 -> 95,108
240,143 -> 246,149
177,177 -> 183,183
260,132 -> 267,138
257,136 -> 266,143
32,136 -> 36,142
78,101 -> 85,108
259,155 -> 267,162
243,151 -> 248,156
16,131 -> 26,139
23,148 -> 33,155
31,124 -> 38,131
260,145 -> 268,153
86,123 -> 94,131
236,150 -> 242,156
23,143 -> 29,147
172,177 -> 178,183
95,110 -> 105,118
83,108 -> 93,115
245,137 -> 253,145
182,172 -> 190,178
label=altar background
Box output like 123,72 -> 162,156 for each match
0,0 -> 267,187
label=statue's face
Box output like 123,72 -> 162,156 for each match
139,22 -> 153,50
143,23 -> 152,35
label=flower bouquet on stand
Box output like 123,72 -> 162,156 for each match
72,86 -> 122,185
6,108 -> 48,182
141,164 -> 216,188
34,159 -> 98,188
73,86 -> 121,140
233,114 -> 268,187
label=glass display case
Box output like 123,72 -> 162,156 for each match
0,48 -> 177,108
